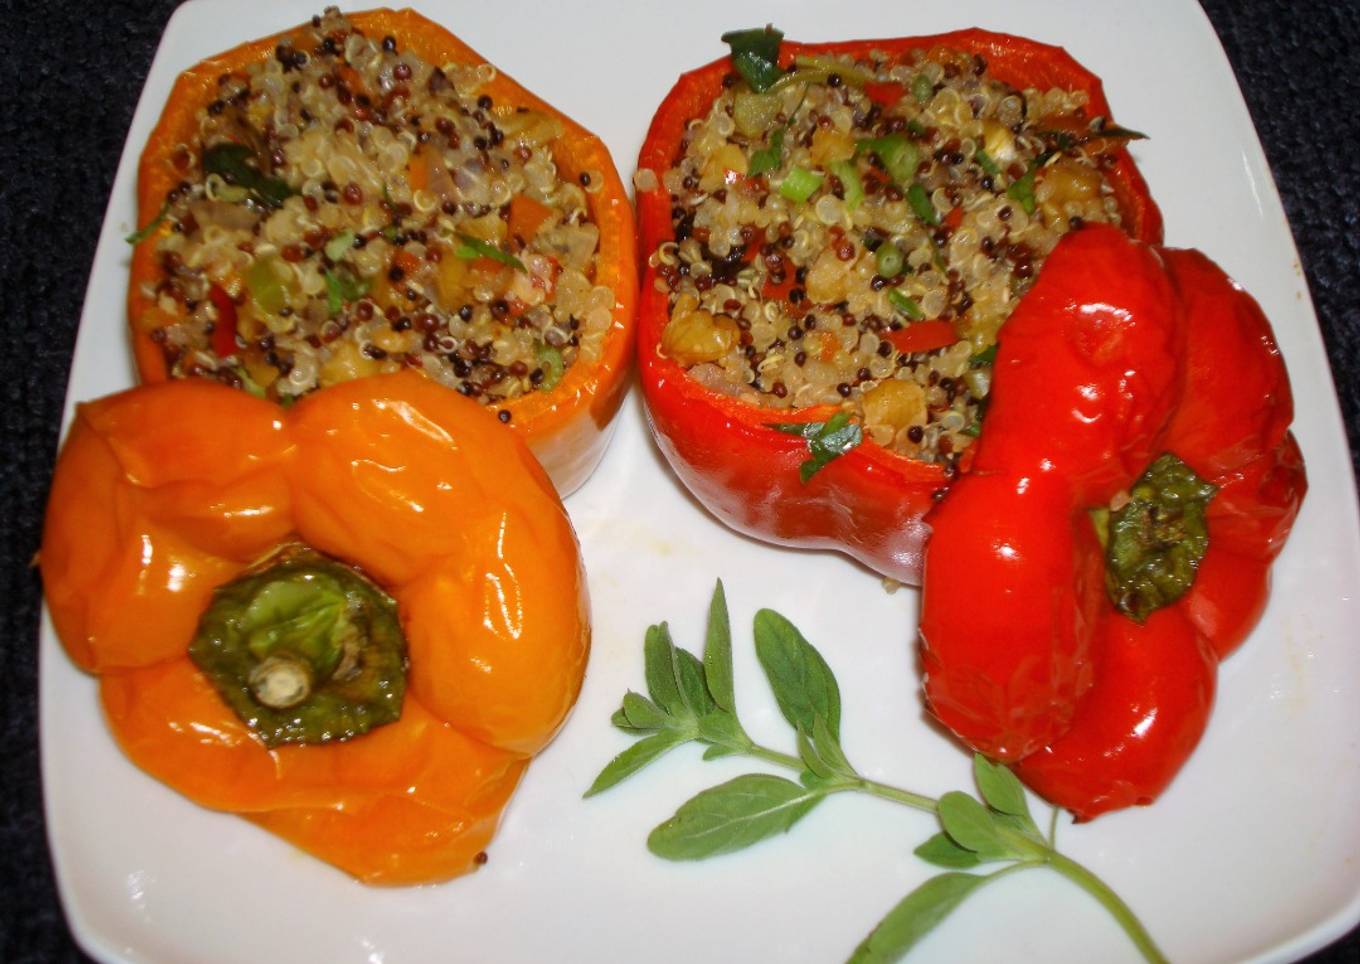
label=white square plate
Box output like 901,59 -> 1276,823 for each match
43,1 -> 1360,962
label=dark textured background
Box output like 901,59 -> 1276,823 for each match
1,2 -> 1357,961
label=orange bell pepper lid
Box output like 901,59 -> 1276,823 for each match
128,8 -> 637,496
40,371 -> 590,883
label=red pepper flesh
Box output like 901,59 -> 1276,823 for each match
919,226 -> 1305,816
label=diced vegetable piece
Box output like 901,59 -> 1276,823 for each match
778,166 -> 824,203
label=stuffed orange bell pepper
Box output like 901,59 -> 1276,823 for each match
127,9 -> 636,495
40,371 -> 588,884
636,26 -> 1161,583
917,225 -> 1306,817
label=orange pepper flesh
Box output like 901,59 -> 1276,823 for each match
128,9 -> 637,496
41,371 -> 588,883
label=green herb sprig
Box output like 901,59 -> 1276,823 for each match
588,583 -> 1168,964
767,412 -> 863,482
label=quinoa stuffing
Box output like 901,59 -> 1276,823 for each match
135,8 -> 616,404
647,36 -> 1141,468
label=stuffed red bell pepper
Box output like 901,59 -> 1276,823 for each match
636,26 -> 1161,582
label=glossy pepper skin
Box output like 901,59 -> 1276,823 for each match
128,9 -> 637,496
917,226 -> 1306,818
40,371 -> 589,884
920,226 -> 1184,761
1014,247 -> 1306,818
636,30 -> 1163,584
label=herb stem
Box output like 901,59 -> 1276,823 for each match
1044,850 -> 1168,964
851,776 -> 937,813
745,740 -> 938,812
744,742 -> 806,771
1047,806 -> 1060,847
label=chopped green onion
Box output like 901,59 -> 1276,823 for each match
536,344 -> 565,391
323,267 -> 371,317
974,149 -> 1001,177
912,73 -> 933,105
247,256 -> 289,316
323,231 -> 355,262
907,183 -> 940,225
732,89 -> 783,138
748,128 -> 785,177
887,290 -> 924,320
875,243 -> 904,278
906,119 -> 927,137
721,26 -> 785,94
778,166 -> 823,204
790,54 -> 877,87
125,198 -> 172,245
856,133 -> 920,186
828,159 -> 863,211
1006,151 -> 1052,216
960,421 -> 982,438
1007,170 -> 1038,215
454,233 -> 526,272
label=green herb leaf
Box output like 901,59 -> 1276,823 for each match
125,198 -> 172,245
202,143 -> 295,208
937,791 -> 1024,862
752,608 -> 841,738
721,26 -> 785,94
748,128 -> 785,177
1096,124 -> 1149,141
768,411 -> 864,482
907,182 -> 940,225
696,710 -> 747,747
585,730 -> 689,798
610,706 -> 636,730
970,344 -> 998,367
644,623 -> 686,717
914,833 -> 984,869
796,715 -> 855,781
454,232 -> 526,272
673,645 -> 717,721
703,743 -> 740,761
621,691 -> 669,731
647,773 -> 823,859
973,755 -> 1032,821
848,872 -> 990,963
1104,452 -> 1217,622
703,581 -> 736,714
